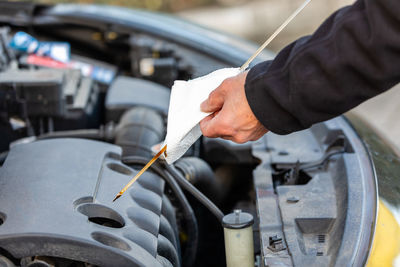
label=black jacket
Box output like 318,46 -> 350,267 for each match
245,0 -> 400,134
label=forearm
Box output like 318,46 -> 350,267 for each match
245,0 -> 400,134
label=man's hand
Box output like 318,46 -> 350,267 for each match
199,70 -> 268,143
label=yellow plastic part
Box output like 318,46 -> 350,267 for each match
224,226 -> 254,267
367,200 -> 400,267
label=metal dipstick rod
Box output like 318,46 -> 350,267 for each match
113,144 -> 167,202
113,0 -> 312,202
240,0 -> 312,71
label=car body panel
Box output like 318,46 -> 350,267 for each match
346,113 -> 400,266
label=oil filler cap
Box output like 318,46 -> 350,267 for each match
222,209 -> 254,229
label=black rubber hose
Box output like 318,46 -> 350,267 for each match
163,163 -> 225,223
175,157 -> 224,203
122,156 -> 198,267
115,107 -> 164,159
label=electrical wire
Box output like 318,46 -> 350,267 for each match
163,163 -> 225,223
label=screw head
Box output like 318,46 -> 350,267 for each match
286,196 -> 300,203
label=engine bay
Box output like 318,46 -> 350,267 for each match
0,5 -> 376,267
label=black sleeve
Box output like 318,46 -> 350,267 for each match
244,0 -> 400,134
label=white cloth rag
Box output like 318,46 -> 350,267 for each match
163,67 -> 241,164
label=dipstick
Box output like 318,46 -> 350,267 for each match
113,144 -> 167,202
112,0 -> 312,203
240,0 -> 312,71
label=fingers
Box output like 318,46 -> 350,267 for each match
199,70 -> 267,144
200,110 -> 231,138
199,113 -> 220,138
200,114 -> 247,144
200,86 -> 225,113
200,104 -> 268,143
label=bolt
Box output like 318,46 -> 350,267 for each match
234,209 -> 241,223
286,196 -> 300,203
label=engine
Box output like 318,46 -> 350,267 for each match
0,20 -> 374,267
0,24 -> 231,267
0,138 -> 178,267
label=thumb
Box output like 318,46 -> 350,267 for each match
201,88 -> 224,113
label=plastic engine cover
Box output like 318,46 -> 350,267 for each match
0,139 -> 179,267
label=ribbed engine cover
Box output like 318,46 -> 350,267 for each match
0,139 -> 179,267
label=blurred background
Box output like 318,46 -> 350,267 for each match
26,0 -> 354,52
18,0 -> 400,149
